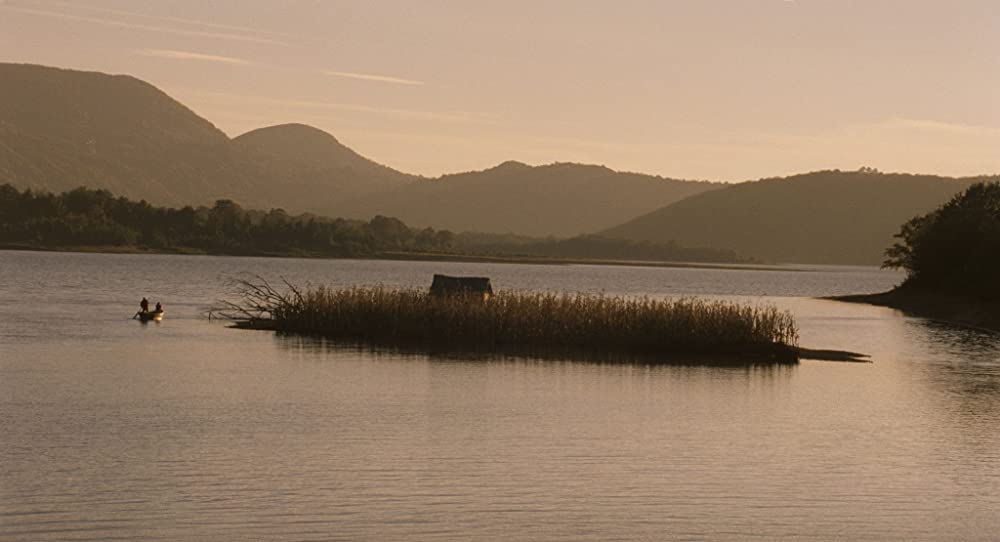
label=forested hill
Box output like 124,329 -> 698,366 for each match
0,63 -> 415,215
0,63 -> 720,238
333,161 -> 720,237
5,62 -> 987,253
603,170 -> 990,265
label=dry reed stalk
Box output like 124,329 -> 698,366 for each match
211,278 -> 799,359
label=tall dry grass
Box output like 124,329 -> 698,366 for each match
214,278 -> 798,358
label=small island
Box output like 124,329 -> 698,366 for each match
213,276 -> 868,364
833,182 -> 1000,331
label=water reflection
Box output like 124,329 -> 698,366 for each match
914,319 -> 1000,358
6,250 -> 1000,541
273,333 -> 801,368
905,318 -> 1000,395
886,317 -> 1000,477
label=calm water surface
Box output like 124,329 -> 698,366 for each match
2,250 -> 999,541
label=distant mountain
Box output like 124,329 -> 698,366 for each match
235,124 -> 403,182
0,63 -> 414,213
5,63 -> 988,251
0,63 -> 234,203
0,63 -> 719,235
334,161 -> 720,237
232,123 -> 416,212
603,170 -> 990,264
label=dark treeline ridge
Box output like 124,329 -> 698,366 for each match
884,181 -> 1000,300
0,184 -> 454,256
0,184 -> 741,263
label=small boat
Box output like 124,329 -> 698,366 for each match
136,310 -> 164,322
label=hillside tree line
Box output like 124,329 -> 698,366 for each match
0,184 -> 742,264
0,184 -> 454,256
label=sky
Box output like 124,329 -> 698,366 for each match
1,0 -> 997,180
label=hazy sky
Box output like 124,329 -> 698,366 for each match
1,0 -> 997,180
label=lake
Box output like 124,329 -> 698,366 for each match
2,250 -> 999,541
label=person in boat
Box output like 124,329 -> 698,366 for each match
140,297 -> 149,313
154,302 -> 163,313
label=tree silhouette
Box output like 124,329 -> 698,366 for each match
884,182 -> 1000,299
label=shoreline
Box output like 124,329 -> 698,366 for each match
0,243 -> 804,273
829,288 -> 1000,333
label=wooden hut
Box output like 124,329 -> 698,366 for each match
429,274 -> 493,301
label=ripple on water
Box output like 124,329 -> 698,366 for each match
1,250 -> 999,541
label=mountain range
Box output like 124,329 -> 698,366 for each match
1,62 -> 993,264
0,63 -> 718,237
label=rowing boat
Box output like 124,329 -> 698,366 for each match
136,310 -> 164,322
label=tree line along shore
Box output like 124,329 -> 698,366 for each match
0,184 -> 742,265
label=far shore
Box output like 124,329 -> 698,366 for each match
830,288 -> 1000,333
0,243 -> 809,273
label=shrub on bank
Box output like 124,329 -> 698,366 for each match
884,181 -> 1000,300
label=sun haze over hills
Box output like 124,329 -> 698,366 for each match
0,0 -> 996,180
0,62 -> 720,237
1,0 -> 998,265
3,62 -> 998,264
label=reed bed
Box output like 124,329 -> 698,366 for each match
215,278 -> 799,362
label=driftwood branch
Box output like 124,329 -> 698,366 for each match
206,273 -> 296,322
